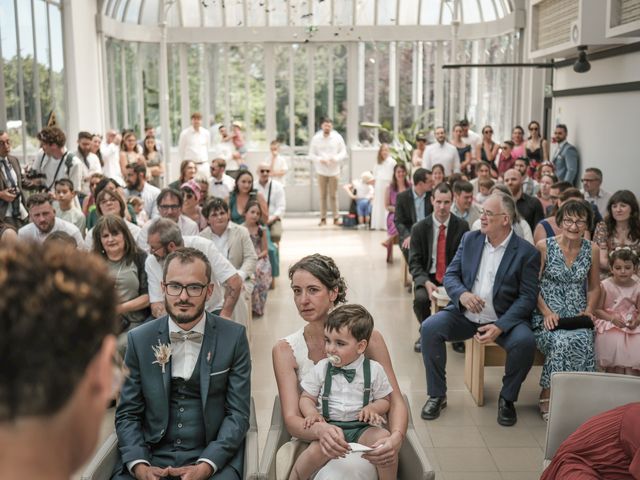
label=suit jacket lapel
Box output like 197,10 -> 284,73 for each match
425,216 -> 434,270
466,233 -> 485,290
157,318 -> 172,404
493,234 -> 518,299
200,313 -> 217,411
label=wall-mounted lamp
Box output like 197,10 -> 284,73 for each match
573,46 -> 591,73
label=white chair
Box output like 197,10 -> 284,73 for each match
543,372 -> 640,469
80,397 -> 260,480
258,394 -> 435,480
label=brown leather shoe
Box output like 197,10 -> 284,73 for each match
318,218 -> 326,226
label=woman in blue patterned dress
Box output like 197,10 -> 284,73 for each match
533,200 -> 601,420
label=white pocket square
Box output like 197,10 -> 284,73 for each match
210,368 -> 230,376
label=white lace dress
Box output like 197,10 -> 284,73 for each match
282,328 -> 378,480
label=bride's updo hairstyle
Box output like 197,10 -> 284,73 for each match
288,254 -> 347,306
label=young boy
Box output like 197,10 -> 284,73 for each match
54,179 -> 86,236
344,171 -> 375,228
475,178 -> 495,205
292,304 -> 396,480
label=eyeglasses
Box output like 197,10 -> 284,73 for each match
483,130 -> 493,134
158,204 -> 180,210
164,282 -> 208,297
529,127 -> 539,131
149,244 -> 165,257
581,178 -> 598,183
480,208 -> 508,218
562,218 -> 587,229
0,139 -> 10,145
259,169 -> 271,174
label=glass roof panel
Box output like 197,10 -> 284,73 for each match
124,0 -> 143,23
354,0 -> 375,25
399,0 -> 420,25
246,0 -> 266,27
377,0 -> 397,26
202,2 -> 223,27
268,0 -> 288,26
479,0 -> 497,21
420,0 -> 440,25
140,0 -> 159,25
225,0 -> 244,27
312,0 -> 332,26
462,0 -> 482,23
181,0 -> 201,27
334,0 -> 354,26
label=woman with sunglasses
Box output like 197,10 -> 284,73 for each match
476,125 -> 499,178
180,179 -> 207,230
526,120 -> 549,177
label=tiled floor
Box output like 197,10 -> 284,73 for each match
77,216 -> 548,479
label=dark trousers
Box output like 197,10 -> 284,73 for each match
421,309 -> 536,401
413,274 -> 440,325
112,464 -> 240,480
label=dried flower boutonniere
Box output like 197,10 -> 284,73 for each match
152,340 -> 172,373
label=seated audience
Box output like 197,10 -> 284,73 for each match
551,124 -> 580,185
514,157 -> 538,196
593,190 -> 640,275
537,161 -> 556,180
125,163 -> 160,219
142,134 -> 164,188
504,168 -> 545,232
536,173 -> 556,216
430,163 -> 445,187
92,214 -> 149,346
194,172 -> 210,208
382,163 -> 411,263
451,180 -> 481,226
273,254 -> 406,479
19,193 -> 84,246
420,193 -> 540,426
87,177 -> 135,230
243,200 -> 273,316
127,196 -> 149,226
470,160 -> 493,195
475,178 -> 494,205
423,127 -> 460,176
137,188 -> 200,251
113,247 -> 250,480
42,230 -> 79,248
541,402 -> 640,480
409,182 -> 469,353
209,157 -> 236,200
226,170 -> 268,225
394,167 -> 433,261
85,189 -> 142,249
82,172 -> 106,217
533,188 -> 590,243
54,178 -> 86,235
254,162 -> 286,244
547,181 -> 574,218
581,167 -> 611,218
0,241 -> 118,479
495,140 -> 515,178
169,159 -> 197,191
525,120 -> 549,174
595,248 -> 640,376
181,179 -> 207,230
533,200 -> 600,420
292,304 -> 397,480
343,171 -> 375,228
145,218 -> 241,320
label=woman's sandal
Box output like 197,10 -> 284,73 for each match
539,398 -> 550,421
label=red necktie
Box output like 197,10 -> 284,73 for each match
435,224 -> 446,284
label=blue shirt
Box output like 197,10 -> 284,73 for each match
412,188 -> 426,222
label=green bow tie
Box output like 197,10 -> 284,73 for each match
329,365 -> 356,382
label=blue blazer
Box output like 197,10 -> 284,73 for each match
115,312 -> 251,474
443,230 -> 540,333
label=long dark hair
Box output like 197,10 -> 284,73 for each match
92,214 -> 139,265
142,135 -> 158,157
289,254 -> 347,306
390,164 -> 410,192
605,190 -> 640,243
233,170 -> 255,195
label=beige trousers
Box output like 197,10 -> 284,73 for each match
317,174 -> 339,220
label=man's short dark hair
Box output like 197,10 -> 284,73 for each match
156,188 -> 183,208
77,131 -> 93,142
0,242 -> 117,421
502,140 -> 515,149
551,181 -> 573,192
127,163 -> 147,176
325,304 -> 374,343
37,126 -> 66,147
191,112 -> 202,120
585,167 -> 603,180
54,178 -> 75,192
555,124 -> 568,134
452,180 -> 473,195
515,157 -> 530,167
412,168 -> 430,186
434,182 -> 453,197
26,192 -> 52,209
458,119 -> 470,127
321,117 -> 333,125
203,197 -> 229,218
163,247 -> 211,284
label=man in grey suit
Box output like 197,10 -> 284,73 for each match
0,130 -> 27,227
552,124 -> 580,185
114,247 -> 251,480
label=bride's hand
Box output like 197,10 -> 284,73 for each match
313,422 -> 350,459
361,431 -> 402,466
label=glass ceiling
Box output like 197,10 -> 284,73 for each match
102,0 -> 514,28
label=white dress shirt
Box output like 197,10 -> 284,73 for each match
76,151 -> 103,195
18,217 -> 85,248
308,130 -> 348,177
430,214 -> 450,275
465,230 -> 513,324
31,148 -> 83,191
462,130 -> 482,156
100,142 -> 124,185
300,355 -> 393,422
423,142 -> 460,176
178,126 -> 210,164
208,174 -> 236,200
255,179 -> 286,219
145,235 -> 238,312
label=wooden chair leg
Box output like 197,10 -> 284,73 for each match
471,340 -> 486,406
464,339 -> 473,392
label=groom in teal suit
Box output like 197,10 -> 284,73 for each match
113,247 -> 251,480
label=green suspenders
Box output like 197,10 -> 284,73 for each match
321,357 -> 371,420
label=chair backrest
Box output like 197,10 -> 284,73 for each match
544,372 -> 640,461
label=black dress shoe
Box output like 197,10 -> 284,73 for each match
414,338 -> 422,352
497,396 -> 517,426
452,341 -> 466,353
421,396 -> 447,420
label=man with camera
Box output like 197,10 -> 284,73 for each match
0,130 -> 28,228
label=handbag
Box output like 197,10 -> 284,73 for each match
556,315 -> 593,330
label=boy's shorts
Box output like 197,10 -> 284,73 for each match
329,420 -> 373,443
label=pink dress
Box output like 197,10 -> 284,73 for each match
594,278 -> 640,370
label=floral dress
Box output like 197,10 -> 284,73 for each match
250,226 -> 272,316
533,237 -> 595,388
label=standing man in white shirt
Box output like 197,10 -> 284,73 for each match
178,112 -> 211,176
125,163 -> 161,219
308,118 -> 348,226
422,127 -> 460,177
208,157 -> 236,200
581,167 -> 611,218
460,119 -> 482,175
100,129 -> 124,185
32,126 -> 83,193
254,162 -> 286,244
74,131 -> 103,202
18,193 -> 84,246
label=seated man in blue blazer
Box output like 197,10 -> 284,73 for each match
420,192 -> 540,426
113,247 -> 251,479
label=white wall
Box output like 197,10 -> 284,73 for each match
552,50 -> 640,197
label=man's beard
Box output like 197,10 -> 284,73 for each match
127,178 -> 141,190
165,297 -> 206,324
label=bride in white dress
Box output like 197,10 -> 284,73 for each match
272,254 -> 407,479
370,144 -> 397,231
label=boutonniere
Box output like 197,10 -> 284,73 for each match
152,340 -> 172,373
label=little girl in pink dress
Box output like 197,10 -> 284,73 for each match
595,248 -> 640,375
